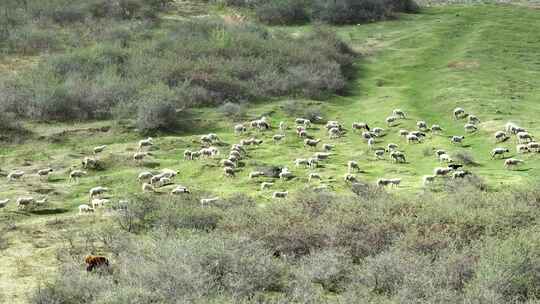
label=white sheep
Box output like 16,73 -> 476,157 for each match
93,145 -> 107,154
468,115 -> 480,125
142,183 -> 156,193
453,107 -> 466,119
314,152 -> 331,160
494,131 -> 508,142
361,131 -> 373,141
308,173 -> 321,182
527,142 -> 540,152
304,139 -> 321,148
490,147 -> 509,159
156,177 -> 173,188
352,122 -> 370,131
323,144 -> 334,151
434,167 -> 453,177
234,124 -> 247,134
372,127 -> 385,137
348,161 -> 360,173
78,204 -> 95,215
272,191 -> 288,199
398,129 -> 409,137
431,125 -> 443,133
137,171 -> 154,183
377,178 -> 401,187
450,136 -> 465,145
517,144 -> 530,154
279,168 -> 293,180
260,182 -> 274,190
37,168 -> 53,180
387,143 -> 399,151
464,123 -> 478,133
386,116 -> 398,126
249,171 -> 265,179
69,170 -> 87,182
308,158 -> 318,169
344,174 -> 357,183
273,134 -> 285,143
390,151 -> 406,163
439,154 -> 453,163
406,134 -> 420,144
392,109 -> 406,119
328,127 -> 342,139
435,149 -> 447,158
504,158 -> 524,170
295,158 -> 309,168
367,138 -> 376,150
224,167 -> 235,177
133,152 -> 152,162
417,121 -> 428,131
170,185 -> 190,195
222,159 -> 236,168
82,157 -> 98,169
0,199 -> 10,209
453,170 -> 469,179
374,149 -> 385,159
517,132 -> 533,144
183,149 -> 193,160
279,121 -> 287,132
138,137 -> 153,151
200,197 -> 220,206
89,187 -> 109,200
17,197 -> 35,210
422,175 -> 436,186
91,198 -> 110,209
7,170 -> 25,182
295,118 -> 310,126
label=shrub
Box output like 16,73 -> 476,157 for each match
255,0 -> 309,25
299,248 -> 355,292
135,85 -> 183,133
218,102 -> 246,119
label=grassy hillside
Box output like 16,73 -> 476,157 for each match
1,3 -> 540,303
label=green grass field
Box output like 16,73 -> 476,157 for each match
1,3 -> 540,302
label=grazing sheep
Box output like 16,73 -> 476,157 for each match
517,144 -> 530,154
137,172 -> 153,183
323,144 -> 334,151
387,143 -> 399,151
156,177 -> 173,188
37,168 -> 53,180
386,116 -> 398,126
17,197 -> 35,210
0,199 -> 10,209
367,138 -> 376,150
490,147 -> 510,159
272,191 -> 288,199
89,187 -> 109,201
435,150 -> 447,158
308,173 -> 321,182
142,183 -> 156,193
377,178 -> 401,187
85,255 -> 109,272
325,121 -> 343,130
224,167 -> 235,177
304,139 -> 321,148
222,159 -> 236,168
352,122 -> 370,132
439,154 -> 453,163
328,127 -> 342,139
431,125 -> 443,133
453,170 -> 470,179
78,204 -> 95,215
260,182 -> 274,190
231,144 -> 246,154
279,168 -> 293,180
308,158 -> 318,169
138,137 -> 153,151
295,158 -> 309,168
468,115 -> 480,125
133,152 -> 152,162
505,122 -> 526,135
374,149 -> 385,159
314,152 -> 331,160
361,131 -> 374,141
69,170 -> 87,182
495,131 -> 508,142
200,197 -> 219,205
448,164 -> 464,171
434,167 -> 453,177
91,198 -> 110,209
279,121 -> 287,132
171,185 -> 190,195
190,151 -> 201,160
7,170 -> 25,182
36,197 -> 48,205
298,130 -> 309,138
252,139 -> 263,145
527,142 -> 540,152
372,127 -> 385,137
450,136 -> 465,145
453,107 -> 466,119
409,131 -> 426,138
517,132 -> 533,144
273,134 -> 285,143
93,145 -> 107,154
464,123 -> 478,133
399,129 -> 409,137
344,174 -> 357,183
390,151 -> 406,163
229,150 -> 242,159
417,121 -> 428,131
249,171 -> 265,179
348,161 -> 360,173
184,150 -> 193,160
422,175 -> 436,186
82,157 -> 99,170
504,158 -> 524,170
406,134 -> 420,144
392,109 -> 406,119
234,124 -> 247,134
295,118 -> 310,126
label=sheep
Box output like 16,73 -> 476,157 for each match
344,174 -> 357,183
36,197 -> 48,205
304,139 -> 321,148
138,137 -> 153,151
142,183 -> 156,193
314,152 -> 331,160
156,177 -> 173,188
308,158 -> 319,169
190,151 -> 201,160
308,173 -> 321,182
133,152 -> 152,162
249,171 -> 265,179
399,129 -> 409,137
7,170 -> 25,182
453,170 -> 470,179
184,150 -> 193,160
82,157 -> 99,169
231,144 -> 246,154
374,149 -> 385,159
387,143 -> 399,151
260,182 -> 274,190
450,136 -> 465,145
200,197 -> 220,206
504,158 -> 524,170
326,121 -> 342,130
434,167 -> 453,177
78,204 -> 95,215
348,161 -> 360,173
252,139 -> 263,145
323,144 -> 334,151
517,144 -> 530,154
439,153 -> 453,163
505,122 -> 526,135
417,121 -> 428,131
527,142 -> 540,152
224,167 -> 235,177
222,159 -> 236,168
298,130 -> 309,138
295,158 -> 309,168
0,199 -> 10,209
352,122 -> 370,132
273,134 -> 285,143
69,170 -> 87,182
468,115 -> 480,125
435,149 -> 447,158
229,150 -> 242,160
422,175 -> 436,186
453,107 -> 466,119
372,127 -> 385,137
272,191 -> 288,199
448,164 -> 464,171
377,178 -> 401,187
93,145 -> 107,154
490,147 -> 510,159
390,151 -> 406,163
89,187 -> 109,201
228,155 -> 240,164
517,132 -> 533,144
17,197 -> 35,210
431,124 -> 443,133
392,109 -> 406,119
37,168 -> 53,180
171,185 -> 190,195
367,138 -> 376,150
409,131 -> 426,138
279,168 -> 293,180
386,116 -> 399,126
495,131 -> 508,142
279,121 -> 287,132
328,127 -> 342,139
464,123 -> 478,133
234,124 -> 247,134
406,134 -> 420,144
295,118 -> 310,126
91,198 -> 109,209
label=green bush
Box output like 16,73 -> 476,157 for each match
255,0 -> 309,25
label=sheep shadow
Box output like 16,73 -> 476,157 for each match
513,168 -> 532,172
29,208 -> 69,215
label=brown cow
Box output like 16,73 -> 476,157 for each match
85,255 -> 110,272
